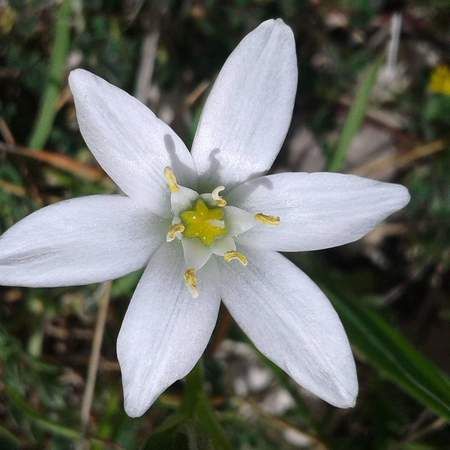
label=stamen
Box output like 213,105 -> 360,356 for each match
211,186 -> 227,207
184,268 -> 199,298
166,223 -> 185,242
164,167 -> 179,193
224,251 -> 248,266
255,213 -> 280,225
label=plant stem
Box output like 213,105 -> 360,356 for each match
182,362 -> 232,450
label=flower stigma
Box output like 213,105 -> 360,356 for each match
180,199 -> 227,246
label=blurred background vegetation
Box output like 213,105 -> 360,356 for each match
1,0 -> 450,449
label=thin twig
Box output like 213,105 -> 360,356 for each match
0,142 -> 107,183
384,13 -> 402,80
402,417 -> 447,444
0,118 -> 16,144
78,281 -> 112,449
353,139 -> 448,176
184,80 -> 210,107
134,30 -> 160,103
234,398 -> 328,450
0,179 -> 26,197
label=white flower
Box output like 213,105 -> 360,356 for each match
0,19 -> 410,418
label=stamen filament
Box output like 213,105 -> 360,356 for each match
224,251 -> 248,266
212,186 -> 227,207
184,268 -> 199,298
255,213 -> 280,225
166,223 -> 185,242
164,167 -> 180,192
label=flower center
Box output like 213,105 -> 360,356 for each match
163,167 -> 280,298
180,198 -> 228,246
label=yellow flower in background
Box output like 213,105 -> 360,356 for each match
0,4 -> 17,34
429,65 -> 450,96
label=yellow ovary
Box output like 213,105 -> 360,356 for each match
180,199 -> 228,246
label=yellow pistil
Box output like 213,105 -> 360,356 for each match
166,223 -> 185,242
224,251 -> 248,266
164,167 -> 179,192
180,199 -> 227,246
184,268 -> 199,298
255,213 -> 280,225
211,186 -> 227,207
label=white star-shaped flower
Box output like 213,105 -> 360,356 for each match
0,19 -> 409,417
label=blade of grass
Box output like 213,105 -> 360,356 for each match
5,385 -> 123,448
328,56 -> 383,171
195,396 -> 231,450
27,0 -> 71,149
0,425 -> 21,449
141,414 -> 189,450
182,362 -> 232,450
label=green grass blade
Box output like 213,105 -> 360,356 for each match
0,425 -> 21,449
5,385 -> 119,446
331,294 -> 450,419
27,0 -> 72,149
141,414 -> 189,450
328,56 -> 383,171
6,385 -> 81,439
195,396 -> 232,450
182,363 -> 233,450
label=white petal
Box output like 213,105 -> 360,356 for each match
69,69 -> 197,216
191,19 -> 298,189
0,195 -> 165,287
229,172 -> 410,251
181,238 -> 212,270
171,186 -> 198,217
117,244 -> 220,417
211,236 -> 236,256
224,206 -> 256,237
218,247 -> 358,408
199,193 -> 215,206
